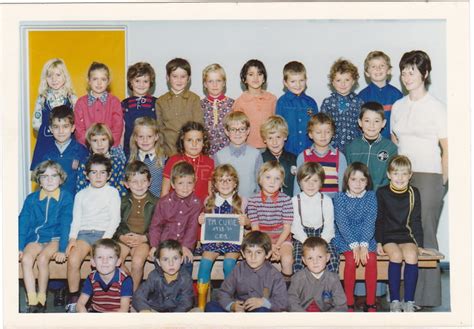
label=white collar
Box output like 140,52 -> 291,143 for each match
345,190 -> 367,198
138,149 -> 156,161
215,193 -> 234,207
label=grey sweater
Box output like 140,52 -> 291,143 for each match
288,268 -> 347,312
217,260 -> 288,312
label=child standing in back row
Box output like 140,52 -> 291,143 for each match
320,59 -> 364,153
156,58 -> 203,156
31,58 -> 77,170
233,59 -> 277,149
74,62 -> 123,147
276,61 -> 318,156
122,62 -> 158,158
201,63 -> 235,156
357,51 -> 403,139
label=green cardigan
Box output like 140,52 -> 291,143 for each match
113,192 -> 158,240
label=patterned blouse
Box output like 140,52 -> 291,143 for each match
201,95 -> 234,156
76,147 -> 127,197
320,91 -> 363,153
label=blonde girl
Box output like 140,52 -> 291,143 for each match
31,58 -> 77,169
76,123 -> 127,196
201,64 -> 235,155
247,160 -> 294,279
74,62 -> 123,147
19,161 -> 73,312
129,117 -> 167,197
161,121 -> 214,202
196,164 -> 249,309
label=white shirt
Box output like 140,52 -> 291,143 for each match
291,192 -> 335,244
70,184 -> 121,239
391,93 -> 447,173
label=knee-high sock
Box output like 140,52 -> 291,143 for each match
365,252 -> 378,305
197,258 -> 213,283
388,261 -> 402,302
223,258 -> 237,279
404,263 -> 419,302
343,251 -> 356,305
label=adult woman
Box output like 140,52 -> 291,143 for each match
390,50 -> 448,308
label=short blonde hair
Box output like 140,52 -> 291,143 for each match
364,51 -> 392,73
202,63 -> 226,85
328,58 -> 359,83
257,160 -> 285,189
260,115 -> 289,140
85,123 -> 114,151
387,155 -> 412,174
223,111 -> 250,130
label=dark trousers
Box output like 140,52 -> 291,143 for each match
205,301 -> 271,312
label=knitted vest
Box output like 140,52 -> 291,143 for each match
303,149 -> 340,193
89,269 -> 128,312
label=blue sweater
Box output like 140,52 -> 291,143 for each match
276,91 -> 318,155
37,138 -> 89,196
18,189 -> 74,252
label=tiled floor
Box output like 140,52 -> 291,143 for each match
19,264 -> 450,313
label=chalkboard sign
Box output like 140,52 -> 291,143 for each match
200,214 -> 244,244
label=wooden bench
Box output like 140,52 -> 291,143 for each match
18,250 -> 444,281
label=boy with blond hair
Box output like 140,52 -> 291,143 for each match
260,115 -> 296,196
276,61 -> 318,156
358,51 -> 403,139
214,111 -> 263,198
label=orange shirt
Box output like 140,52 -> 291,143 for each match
232,91 -> 277,148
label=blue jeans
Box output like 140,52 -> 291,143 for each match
205,301 -> 271,312
76,230 -> 105,245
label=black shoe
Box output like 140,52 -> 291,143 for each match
26,304 -> 45,313
54,288 -> 66,307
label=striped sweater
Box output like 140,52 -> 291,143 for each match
247,192 -> 294,239
83,268 -> 132,312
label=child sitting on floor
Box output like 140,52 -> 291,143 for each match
132,239 -> 194,312
76,238 -> 132,312
205,231 -> 288,312
288,237 -> 347,312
